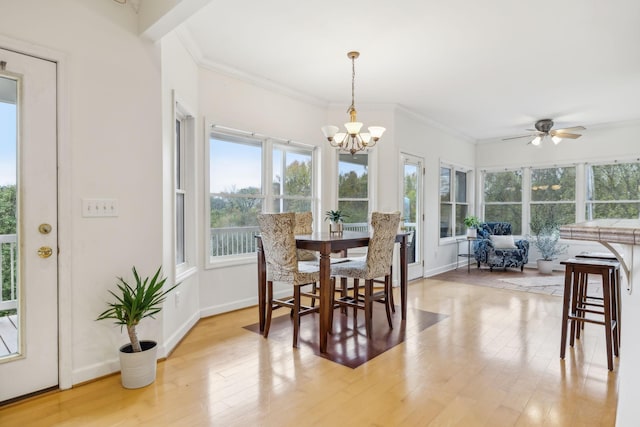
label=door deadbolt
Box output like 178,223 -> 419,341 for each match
39,223 -> 52,234
37,246 -> 53,258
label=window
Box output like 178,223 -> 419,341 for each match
208,131 -> 315,259
530,166 -> 576,227
175,116 -> 185,265
439,165 -> 470,238
483,169 -> 522,234
271,145 -> 313,213
174,102 -> 194,273
586,161 -> 640,219
338,153 -> 369,225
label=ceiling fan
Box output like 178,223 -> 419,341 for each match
503,119 -> 585,146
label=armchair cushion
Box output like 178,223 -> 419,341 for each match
490,235 -> 517,249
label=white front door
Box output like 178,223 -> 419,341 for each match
0,48 -> 58,402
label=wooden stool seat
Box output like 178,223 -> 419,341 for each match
560,258 -> 621,371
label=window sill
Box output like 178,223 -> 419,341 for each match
206,254 -> 255,270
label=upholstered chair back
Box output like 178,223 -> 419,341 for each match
294,211 -> 317,261
257,213 -> 298,282
366,211 -> 401,278
478,222 -> 513,239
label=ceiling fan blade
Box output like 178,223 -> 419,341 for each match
554,126 -> 586,133
550,131 -> 582,139
502,133 -> 536,141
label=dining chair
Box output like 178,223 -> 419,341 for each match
257,212 -> 320,347
330,211 -> 401,338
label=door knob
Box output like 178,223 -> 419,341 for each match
37,246 -> 53,258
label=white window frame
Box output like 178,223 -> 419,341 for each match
205,125 -> 317,268
439,161 -> 473,242
174,97 -> 196,280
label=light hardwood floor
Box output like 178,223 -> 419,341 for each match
0,277 -> 618,426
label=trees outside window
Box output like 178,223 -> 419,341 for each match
587,162 -> 640,219
483,169 -> 523,234
272,146 -> 313,213
530,166 -> 576,227
338,153 -> 369,223
209,132 -> 314,258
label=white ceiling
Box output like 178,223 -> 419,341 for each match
178,0 -> 640,141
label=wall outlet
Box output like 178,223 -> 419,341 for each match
175,291 -> 181,308
82,198 -> 118,217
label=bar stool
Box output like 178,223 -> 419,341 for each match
560,258 -> 621,371
574,252 -> 622,346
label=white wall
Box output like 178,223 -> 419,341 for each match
477,120 -> 640,168
159,33 -> 202,354
0,0 -> 164,385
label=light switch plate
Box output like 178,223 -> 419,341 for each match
82,198 -> 118,217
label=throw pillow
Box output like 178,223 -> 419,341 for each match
490,235 -> 517,249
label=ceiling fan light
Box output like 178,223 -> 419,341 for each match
531,136 -> 542,146
552,135 -> 562,144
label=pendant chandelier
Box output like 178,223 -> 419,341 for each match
321,51 -> 385,155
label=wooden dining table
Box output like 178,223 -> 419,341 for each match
256,231 -> 410,353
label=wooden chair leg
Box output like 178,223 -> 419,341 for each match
310,282 -> 317,307
353,278 -> 360,323
388,266 -> 395,313
264,281 -> 274,338
364,279 -> 373,338
293,286 -> 301,348
560,267 -> 572,359
329,277 -> 335,334
384,275 -> 393,329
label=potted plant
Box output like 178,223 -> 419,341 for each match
529,218 -> 568,274
463,215 -> 481,238
96,266 -> 179,389
325,209 -> 348,235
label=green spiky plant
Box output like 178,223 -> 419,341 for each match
96,266 -> 179,352
324,209 -> 348,223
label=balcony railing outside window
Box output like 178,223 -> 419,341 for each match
208,222 -> 417,257
0,234 -> 17,312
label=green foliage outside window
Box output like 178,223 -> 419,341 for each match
0,185 -> 17,312
587,163 -> 640,219
484,170 -> 523,234
338,154 -> 369,223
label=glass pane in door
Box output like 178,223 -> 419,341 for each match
403,162 -> 418,263
0,76 -> 18,359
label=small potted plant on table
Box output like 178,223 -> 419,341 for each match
96,266 -> 179,389
463,215 -> 481,238
325,209 -> 348,235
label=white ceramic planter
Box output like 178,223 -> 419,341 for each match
466,228 -> 477,238
537,259 -> 554,274
118,340 -> 158,389
329,221 -> 344,235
